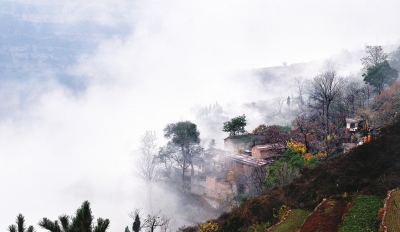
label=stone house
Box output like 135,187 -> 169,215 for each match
251,143 -> 286,159
191,148 -> 269,206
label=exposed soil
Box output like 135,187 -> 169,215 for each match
298,199 -> 348,232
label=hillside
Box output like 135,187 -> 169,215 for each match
183,120 -> 400,231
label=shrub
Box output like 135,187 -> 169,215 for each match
198,221 -> 219,232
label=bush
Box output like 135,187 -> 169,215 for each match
198,221 -> 219,232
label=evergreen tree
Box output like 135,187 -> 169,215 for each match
222,115 -> 247,136
132,214 -> 141,232
39,201 -> 110,232
8,214 -> 35,232
363,60 -> 398,94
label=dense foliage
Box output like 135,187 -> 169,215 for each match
222,115 -> 247,136
39,201 -> 110,232
8,214 -> 35,232
363,60 -> 398,94
264,141 -> 319,188
338,195 -> 382,232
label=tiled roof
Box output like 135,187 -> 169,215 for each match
225,152 -> 268,167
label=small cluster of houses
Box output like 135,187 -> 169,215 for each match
190,117 -> 372,209
190,136 -> 285,208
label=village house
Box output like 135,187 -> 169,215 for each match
251,143 -> 285,159
191,148 -> 270,208
346,117 -> 362,132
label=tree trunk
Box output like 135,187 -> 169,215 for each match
148,183 -> 153,212
181,145 -> 185,183
190,162 -> 194,176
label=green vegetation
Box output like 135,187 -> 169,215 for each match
269,209 -> 310,232
38,201 -> 110,232
8,214 -> 35,232
363,60 -> 398,94
223,115 -> 247,136
264,142 -> 319,188
246,222 -> 271,232
339,195 -> 382,232
160,121 -> 202,181
182,120 -> 400,231
385,189 -> 400,232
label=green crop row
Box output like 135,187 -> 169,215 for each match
386,190 -> 400,232
269,209 -> 311,232
339,195 -> 382,232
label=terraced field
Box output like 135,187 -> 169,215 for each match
339,195 -> 382,232
298,199 -> 347,232
384,189 -> 400,232
268,209 -> 310,232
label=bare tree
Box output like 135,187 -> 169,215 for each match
292,114 -> 315,152
275,96 -> 285,114
143,212 -> 170,232
308,67 -> 345,134
136,131 -> 159,210
293,77 -> 306,106
343,82 -> 361,117
361,45 -> 388,72
127,209 -> 170,232
160,216 -> 172,232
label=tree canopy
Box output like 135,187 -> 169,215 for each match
38,201 -> 110,232
361,45 -> 388,72
363,60 -> 398,94
8,214 -> 35,232
164,121 -> 200,146
223,115 -> 247,137
161,121 -> 203,182
373,81 -> 400,127
252,124 -> 289,145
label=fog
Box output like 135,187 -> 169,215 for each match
1,0 -> 400,230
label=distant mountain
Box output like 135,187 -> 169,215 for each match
253,43 -> 399,85
0,1 -> 129,89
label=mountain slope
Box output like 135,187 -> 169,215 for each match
184,121 -> 400,231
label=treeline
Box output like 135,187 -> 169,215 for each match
9,201 -> 171,232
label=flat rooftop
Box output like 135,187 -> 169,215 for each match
226,152 -> 268,167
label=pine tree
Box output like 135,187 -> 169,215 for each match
8,214 -> 35,232
39,201 -> 110,232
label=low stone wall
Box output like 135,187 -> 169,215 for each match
380,188 -> 397,232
